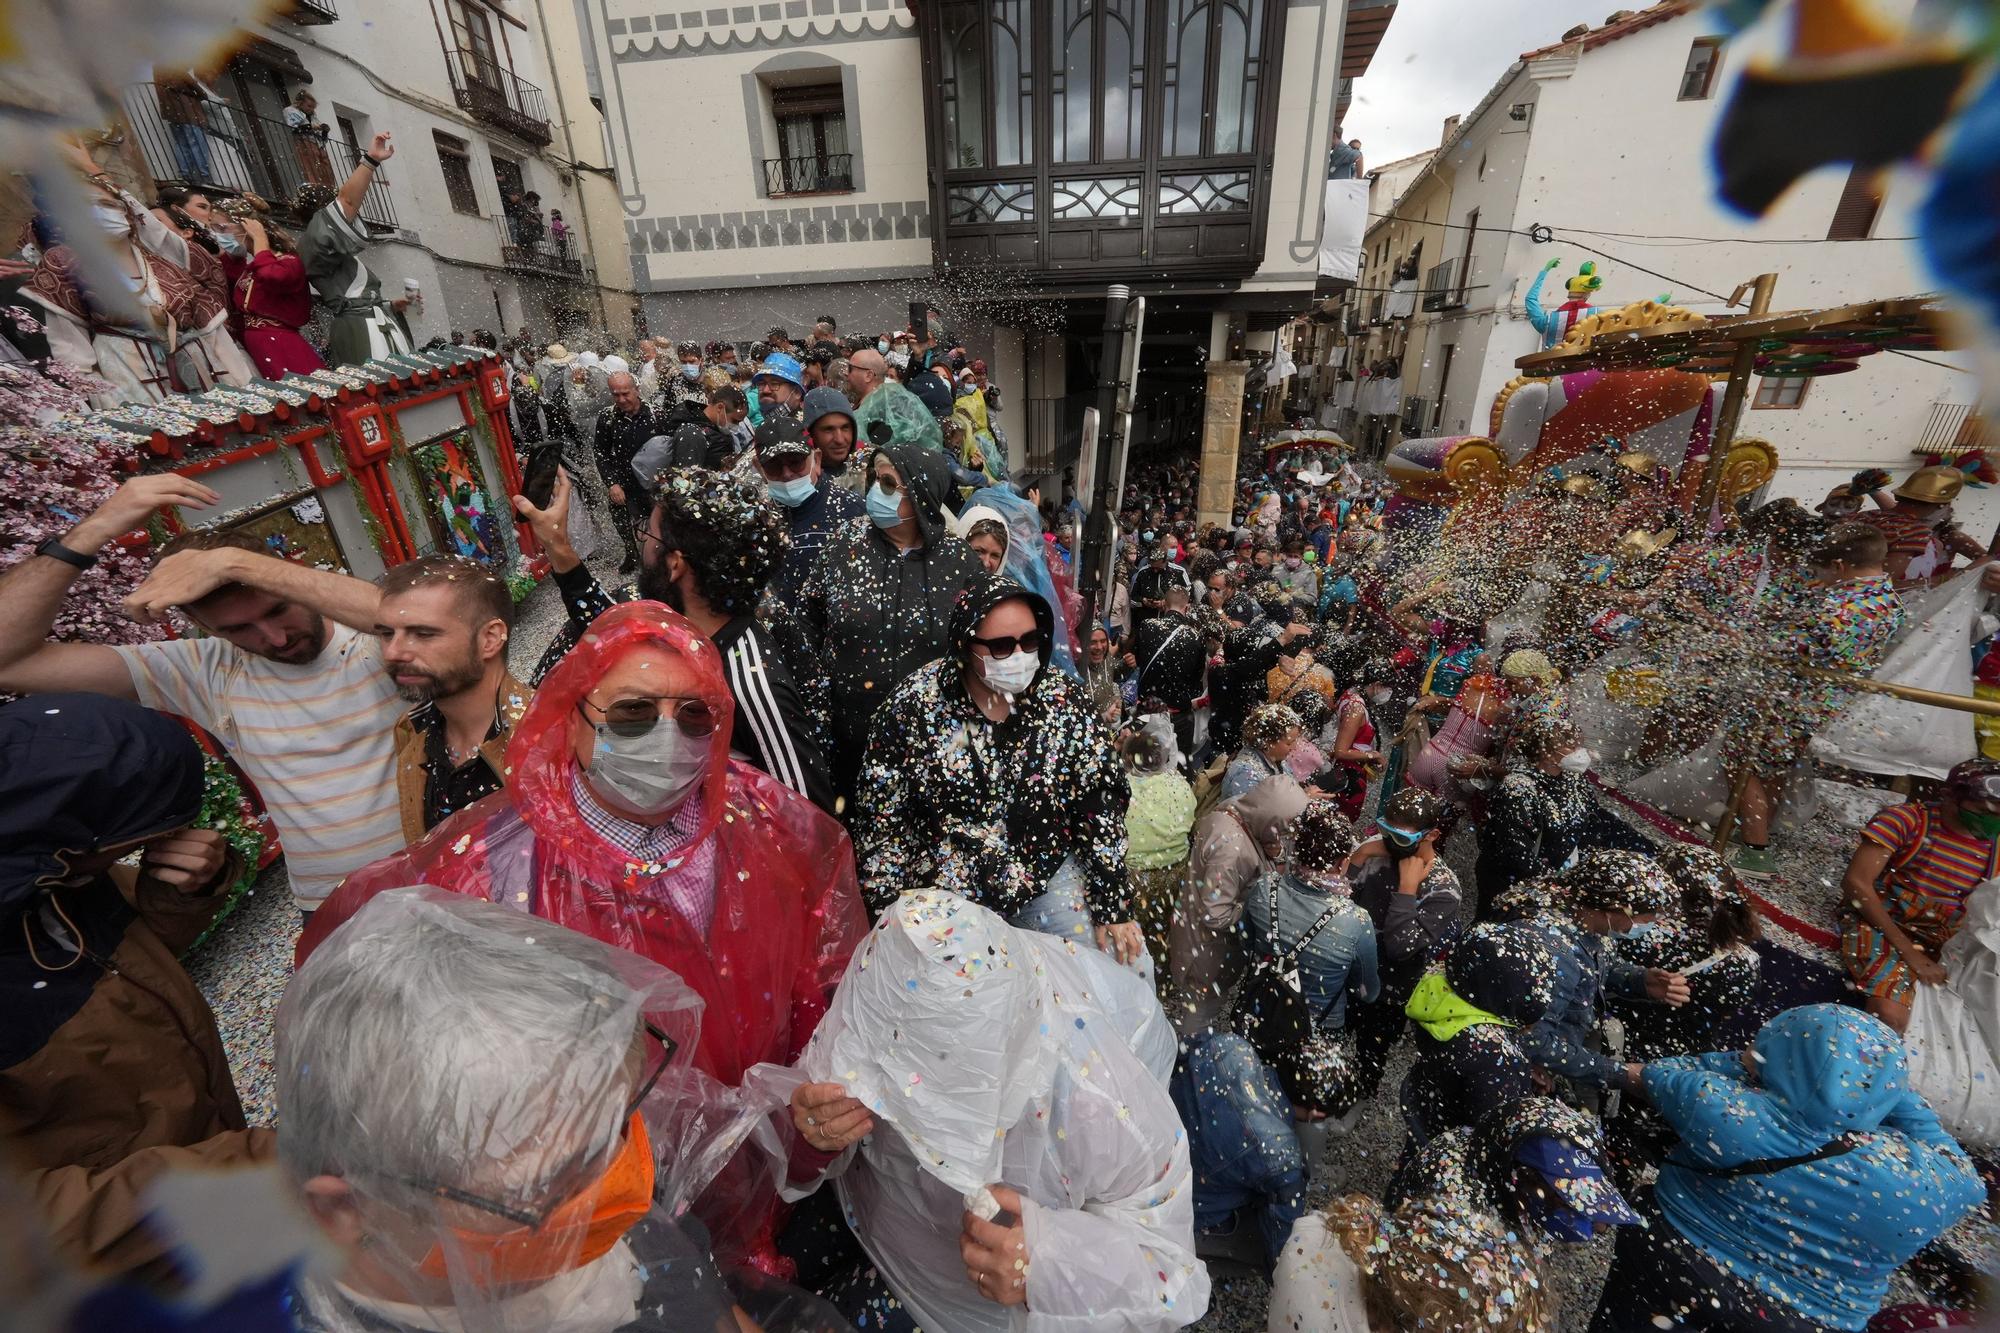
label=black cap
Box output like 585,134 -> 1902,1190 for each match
753,418 -> 811,460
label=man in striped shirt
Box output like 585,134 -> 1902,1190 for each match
0,474 -> 404,914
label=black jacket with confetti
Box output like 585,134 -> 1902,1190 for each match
797,443 -> 982,793
853,573 -> 1132,925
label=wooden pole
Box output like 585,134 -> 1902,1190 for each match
1695,273 -> 1779,524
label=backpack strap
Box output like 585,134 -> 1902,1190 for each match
1670,1133 -> 1864,1179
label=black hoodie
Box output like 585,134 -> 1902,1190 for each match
1400,922 -> 1560,1144
853,573 -> 1131,924
798,442 -> 982,800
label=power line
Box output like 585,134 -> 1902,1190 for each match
1345,215 -> 1969,378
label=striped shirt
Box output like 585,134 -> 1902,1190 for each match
1861,801 -> 1998,935
713,616 -> 835,814
117,621 -> 404,908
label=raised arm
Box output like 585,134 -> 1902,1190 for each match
0,474 -> 220,699
337,131 -> 394,223
122,544 -> 383,633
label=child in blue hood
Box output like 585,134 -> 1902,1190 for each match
1589,1004 -> 1984,1333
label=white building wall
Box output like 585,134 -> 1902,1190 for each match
1243,0 -> 1353,298
258,0 -> 622,341
580,1 -> 932,332
1428,3 -> 1974,487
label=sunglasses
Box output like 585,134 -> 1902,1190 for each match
970,629 -> 1042,659
872,471 -> 902,494
399,1021 -> 677,1230
577,693 -> 718,739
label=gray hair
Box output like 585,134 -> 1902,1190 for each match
276,889 -> 646,1213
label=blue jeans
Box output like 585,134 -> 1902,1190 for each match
1008,858 -> 1155,986
168,122 -> 212,182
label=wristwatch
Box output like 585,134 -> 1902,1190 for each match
36,537 -> 98,571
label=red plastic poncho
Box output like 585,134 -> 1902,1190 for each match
299,602 -> 866,1083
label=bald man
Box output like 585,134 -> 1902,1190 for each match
592,369 -> 664,573
847,347 -> 888,403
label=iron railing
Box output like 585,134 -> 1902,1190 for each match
1422,258 -> 1463,312
445,50 -> 552,146
762,153 -> 854,197
120,83 -> 396,228
1915,401 -> 1991,454
282,0 -> 338,23
494,214 -> 585,277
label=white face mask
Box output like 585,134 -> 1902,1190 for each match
1559,746 -> 1593,775
978,650 -> 1040,699
586,723 -> 709,815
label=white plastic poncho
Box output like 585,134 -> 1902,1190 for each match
1905,878 -> 2000,1151
1811,568 -> 1983,780
792,891 -> 1206,1332
278,886 -> 820,1333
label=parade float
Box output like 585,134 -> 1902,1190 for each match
1,347 -> 540,943
81,347 -> 536,584
1383,284 -> 1951,543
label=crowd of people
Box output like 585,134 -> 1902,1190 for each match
4,138 -> 1998,1331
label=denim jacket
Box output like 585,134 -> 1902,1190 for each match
1171,1032 -> 1308,1262
1241,872 -> 1380,1032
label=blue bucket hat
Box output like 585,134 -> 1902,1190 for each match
752,351 -> 805,390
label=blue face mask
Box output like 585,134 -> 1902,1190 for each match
866,482 -> 905,529
215,231 -> 246,256
681,362 -> 700,381
1615,921 -> 1660,941
767,473 -> 817,508
877,339 -> 890,354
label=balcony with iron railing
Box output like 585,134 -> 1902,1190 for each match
762,153 -> 854,198
494,214 -> 586,279
279,0 -> 338,23
1422,258 -> 1465,312
1915,401 -> 1991,455
120,83 -> 396,229
445,50 -> 552,147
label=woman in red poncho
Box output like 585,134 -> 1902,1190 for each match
297,601 -> 867,1273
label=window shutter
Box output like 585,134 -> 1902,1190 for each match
1827,166 -> 1882,241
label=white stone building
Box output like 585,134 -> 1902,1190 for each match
574,0 -> 1402,468
122,0 -> 636,345
1338,0 -> 1982,521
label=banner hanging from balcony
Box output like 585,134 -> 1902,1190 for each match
1318,179 -> 1368,281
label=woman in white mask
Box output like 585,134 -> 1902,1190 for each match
296,601 -> 871,1277
852,573 -> 1149,972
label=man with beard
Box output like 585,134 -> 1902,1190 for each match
0,475 -> 405,915
635,469 -> 834,814
375,554 -> 530,840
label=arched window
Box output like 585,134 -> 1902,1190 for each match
940,0 -> 1034,168
1051,0 -> 1148,164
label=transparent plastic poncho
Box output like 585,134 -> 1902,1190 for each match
278,887 -> 846,1332
769,890 -> 1207,1332
298,604 -> 870,1272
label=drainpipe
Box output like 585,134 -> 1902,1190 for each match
533,0 -> 612,333
1077,283 -> 1132,635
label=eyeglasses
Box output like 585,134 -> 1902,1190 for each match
577,693 -> 718,739
969,629 -> 1042,659
398,1022 -> 677,1230
872,472 -> 902,494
